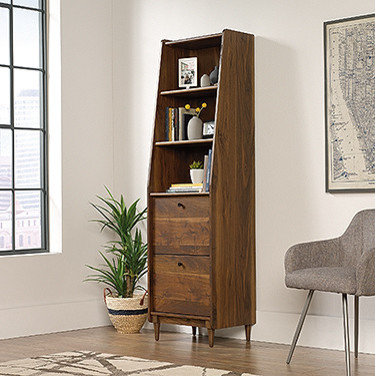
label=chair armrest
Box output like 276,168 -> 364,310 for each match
357,248 -> 375,296
285,237 -> 343,273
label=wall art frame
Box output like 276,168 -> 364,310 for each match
325,13 -> 375,192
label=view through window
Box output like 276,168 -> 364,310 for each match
0,0 -> 47,254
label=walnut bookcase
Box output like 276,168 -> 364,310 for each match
147,29 -> 255,347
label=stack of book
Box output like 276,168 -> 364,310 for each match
165,106 -> 195,141
201,149 -> 212,192
166,183 -> 203,193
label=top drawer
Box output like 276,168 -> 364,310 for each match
153,196 -> 209,218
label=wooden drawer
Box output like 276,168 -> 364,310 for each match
152,197 -> 210,256
153,255 -> 210,317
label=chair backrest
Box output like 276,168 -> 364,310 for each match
340,209 -> 375,267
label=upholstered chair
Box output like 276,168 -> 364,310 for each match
284,209 -> 375,376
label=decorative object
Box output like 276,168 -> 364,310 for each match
85,187 -> 148,334
178,57 -> 198,88
203,120 -> 215,138
200,73 -> 210,87
189,160 -> 204,184
325,14 -> 375,192
148,30 -> 255,348
0,351 -> 259,375
185,102 -> 206,140
209,65 -> 219,85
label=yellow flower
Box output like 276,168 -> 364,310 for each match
195,107 -> 200,113
202,102 -> 207,108
185,104 -> 190,110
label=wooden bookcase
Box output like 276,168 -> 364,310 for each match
147,29 -> 255,347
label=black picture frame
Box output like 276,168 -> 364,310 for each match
324,13 -> 375,192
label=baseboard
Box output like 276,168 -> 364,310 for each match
145,310 -> 375,354
0,299 -> 110,340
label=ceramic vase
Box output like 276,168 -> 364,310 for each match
190,169 -> 204,184
200,74 -> 210,87
187,116 -> 203,140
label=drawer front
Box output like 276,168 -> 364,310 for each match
153,255 -> 210,317
152,197 -> 210,256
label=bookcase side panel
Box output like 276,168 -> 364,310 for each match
211,30 -> 256,329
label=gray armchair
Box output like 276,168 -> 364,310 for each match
284,209 -> 375,376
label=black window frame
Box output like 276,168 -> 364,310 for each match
0,0 -> 48,255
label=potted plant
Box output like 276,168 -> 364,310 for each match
189,160 -> 204,184
85,187 -> 148,334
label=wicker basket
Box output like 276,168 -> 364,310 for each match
104,290 -> 148,334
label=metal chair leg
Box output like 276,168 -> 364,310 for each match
342,293 -> 351,376
354,296 -> 359,359
286,290 -> 314,364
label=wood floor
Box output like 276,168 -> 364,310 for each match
0,326 -> 374,375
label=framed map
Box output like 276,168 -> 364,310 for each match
325,14 -> 375,192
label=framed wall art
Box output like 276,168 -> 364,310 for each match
178,57 -> 197,88
325,14 -> 375,192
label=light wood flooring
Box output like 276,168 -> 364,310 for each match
0,326 -> 374,375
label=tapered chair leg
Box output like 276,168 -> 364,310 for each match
342,293 -> 351,376
354,296 -> 359,359
286,290 -> 314,364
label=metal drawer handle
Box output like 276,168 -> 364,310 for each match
177,202 -> 185,209
177,262 -> 184,267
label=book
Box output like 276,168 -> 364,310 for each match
168,107 -> 172,141
201,155 -> 209,192
205,149 -> 212,192
171,183 -> 203,188
165,107 -> 169,141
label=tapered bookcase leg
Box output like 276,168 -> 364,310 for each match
192,326 -> 197,336
245,325 -> 252,342
153,323 -> 160,341
208,329 -> 215,347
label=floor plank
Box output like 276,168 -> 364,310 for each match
0,326 -> 374,375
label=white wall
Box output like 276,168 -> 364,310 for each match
0,0 -> 113,339
112,0 -> 375,354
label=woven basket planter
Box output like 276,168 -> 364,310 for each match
104,290 -> 148,334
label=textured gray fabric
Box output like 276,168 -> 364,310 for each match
285,267 -> 356,294
284,209 -> 375,296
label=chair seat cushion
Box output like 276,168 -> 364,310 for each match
285,267 -> 356,294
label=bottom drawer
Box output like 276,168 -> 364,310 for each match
152,255 -> 210,317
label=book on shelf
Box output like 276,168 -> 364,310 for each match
166,183 -> 203,193
202,155 -> 209,192
165,106 -> 195,141
205,149 -> 212,192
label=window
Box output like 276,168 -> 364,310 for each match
0,0 -> 47,255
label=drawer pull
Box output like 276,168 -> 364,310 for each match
177,202 -> 185,209
177,262 -> 184,267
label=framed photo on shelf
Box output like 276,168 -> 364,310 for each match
325,13 -> 375,192
178,57 -> 198,88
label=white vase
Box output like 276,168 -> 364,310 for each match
187,116 -> 203,140
200,74 -> 210,87
190,169 -> 204,184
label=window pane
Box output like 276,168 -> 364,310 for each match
13,8 -> 42,68
14,69 -> 42,128
13,0 -> 41,9
0,191 -> 12,251
0,129 -> 12,188
15,130 -> 41,188
15,190 -> 41,250
0,67 -> 10,124
0,7 -> 9,64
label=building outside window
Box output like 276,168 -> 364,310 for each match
0,0 -> 48,255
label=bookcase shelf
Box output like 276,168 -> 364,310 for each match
155,139 -> 213,147
160,86 -> 217,98
147,29 -> 255,348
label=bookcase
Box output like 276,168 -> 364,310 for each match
147,29 -> 255,347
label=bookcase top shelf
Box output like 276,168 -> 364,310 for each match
164,33 -> 222,49
155,139 -> 213,147
160,86 -> 217,98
